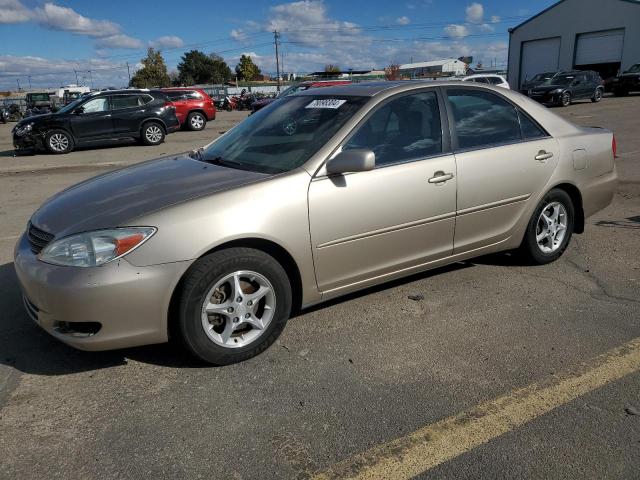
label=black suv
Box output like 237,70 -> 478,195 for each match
12,89 -> 180,154
612,63 -> 640,96
519,72 -> 556,94
527,71 -> 604,107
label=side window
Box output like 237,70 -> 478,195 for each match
165,91 -> 186,101
80,97 -> 109,113
110,95 -> 141,110
141,95 -> 154,104
344,91 -> 442,166
518,110 -> 547,139
488,77 -> 503,85
474,77 -> 489,83
184,91 -> 203,100
447,89 -> 521,150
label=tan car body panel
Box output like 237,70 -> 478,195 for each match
15,82 -> 616,350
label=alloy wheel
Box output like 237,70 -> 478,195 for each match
190,114 -> 204,129
49,133 -> 69,152
535,202 -> 568,253
145,125 -> 163,143
201,270 -> 276,348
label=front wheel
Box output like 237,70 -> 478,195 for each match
591,88 -> 603,102
518,189 -> 574,265
178,248 -> 292,365
560,91 -> 571,107
140,122 -> 165,146
44,129 -> 74,154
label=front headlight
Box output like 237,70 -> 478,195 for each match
15,122 -> 33,136
39,227 -> 156,267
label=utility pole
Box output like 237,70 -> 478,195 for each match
126,62 -> 131,84
28,75 -> 32,89
74,69 -> 79,85
16,78 -> 21,91
88,70 -> 93,89
274,30 -> 281,92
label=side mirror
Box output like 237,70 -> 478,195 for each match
73,107 -> 84,115
326,149 -> 375,175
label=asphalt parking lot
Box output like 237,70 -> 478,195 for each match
1,97 -> 639,479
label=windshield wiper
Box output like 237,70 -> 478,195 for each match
203,155 -> 247,169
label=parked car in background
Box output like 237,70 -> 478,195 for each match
520,72 -> 557,94
12,89 -> 179,154
15,82 -> 617,365
161,88 -> 216,131
612,63 -> 640,96
251,80 -> 352,113
24,92 -> 54,116
462,74 -> 510,89
528,71 -> 604,107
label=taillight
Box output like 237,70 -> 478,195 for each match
612,134 -> 617,158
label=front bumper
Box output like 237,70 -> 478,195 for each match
12,131 -> 42,153
14,232 -> 190,351
529,91 -> 563,105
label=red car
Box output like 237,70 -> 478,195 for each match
160,88 -> 216,131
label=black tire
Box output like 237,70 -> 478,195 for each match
518,188 -> 575,265
186,111 -> 206,131
591,88 -> 603,103
140,121 -> 165,146
560,91 -> 571,107
44,129 -> 74,154
225,104 -> 232,112
178,247 -> 292,365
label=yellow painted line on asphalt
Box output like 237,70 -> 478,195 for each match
313,337 -> 640,480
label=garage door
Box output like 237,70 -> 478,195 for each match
520,37 -> 561,87
575,29 -> 624,66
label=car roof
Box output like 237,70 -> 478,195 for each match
294,80 -> 497,98
88,88 -> 158,96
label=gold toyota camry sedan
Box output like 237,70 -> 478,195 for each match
15,82 -> 617,365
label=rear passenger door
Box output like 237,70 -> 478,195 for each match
109,94 -> 146,135
444,87 -> 559,253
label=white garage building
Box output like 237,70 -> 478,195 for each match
507,0 -> 640,89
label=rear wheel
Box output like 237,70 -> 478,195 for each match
178,248 -> 292,365
518,189 -> 574,265
186,111 -> 206,131
591,88 -> 603,102
140,122 -> 165,146
44,129 -> 74,154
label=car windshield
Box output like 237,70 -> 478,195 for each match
278,85 -> 309,97
56,97 -> 85,114
626,64 -> 640,73
200,95 -> 368,174
532,73 -> 553,81
543,74 -> 574,85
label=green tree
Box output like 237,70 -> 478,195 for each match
129,48 -> 171,88
235,54 -> 262,81
177,50 -> 231,85
324,64 -> 340,73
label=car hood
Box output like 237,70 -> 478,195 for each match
17,113 -> 57,126
531,84 -> 567,93
30,154 -> 269,237
618,72 -> 640,79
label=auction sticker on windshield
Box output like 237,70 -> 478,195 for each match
306,99 -> 347,109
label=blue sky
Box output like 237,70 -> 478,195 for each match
0,0 -> 557,89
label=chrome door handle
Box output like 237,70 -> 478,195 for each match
428,171 -> 454,184
535,150 -> 553,161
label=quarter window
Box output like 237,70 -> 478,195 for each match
447,89 -> 521,150
184,91 -> 203,99
165,91 -> 186,101
344,91 -> 442,166
518,110 -> 547,139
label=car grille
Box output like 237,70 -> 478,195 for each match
27,223 -> 54,254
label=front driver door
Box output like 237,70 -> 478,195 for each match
308,90 -> 457,294
69,97 -> 113,141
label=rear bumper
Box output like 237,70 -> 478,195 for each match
14,233 -> 190,351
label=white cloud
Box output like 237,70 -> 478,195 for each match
444,24 -> 469,38
150,35 -> 184,49
0,0 -> 29,23
32,2 -> 120,37
478,23 -> 494,32
396,16 -> 410,25
95,34 -> 145,49
490,15 -> 501,23
465,2 -> 484,23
